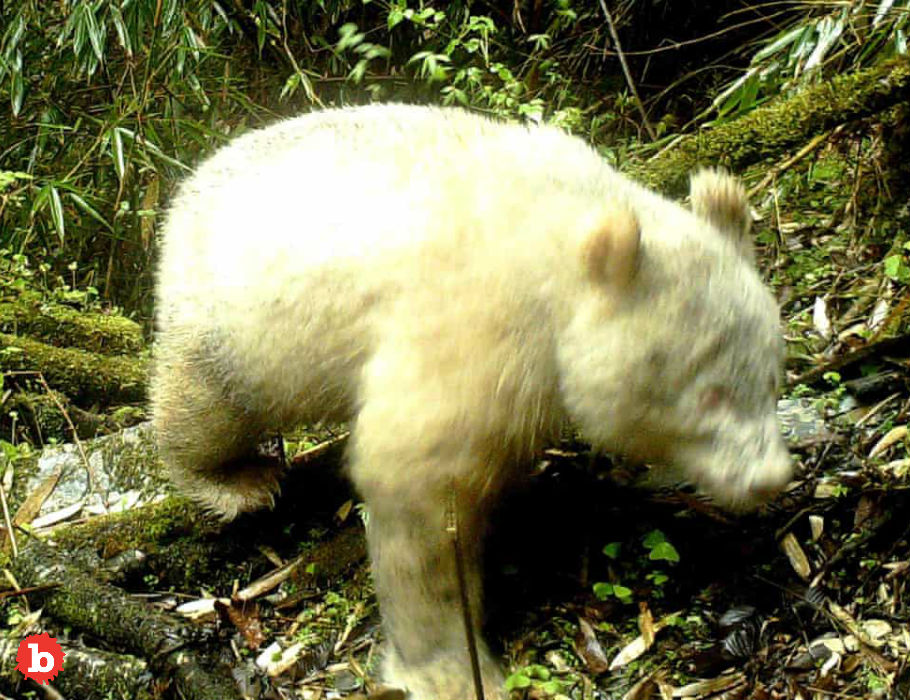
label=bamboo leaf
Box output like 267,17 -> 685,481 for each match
84,2 -> 104,64
874,0 -> 897,26
10,68 -> 25,116
48,185 -> 66,243
753,25 -> 804,63
68,192 -> 114,233
109,5 -> 133,57
111,127 -> 126,181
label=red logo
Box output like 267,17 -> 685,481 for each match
16,633 -> 65,684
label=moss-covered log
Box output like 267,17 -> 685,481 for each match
0,639 -> 157,700
51,497 -> 236,590
0,332 -> 147,406
11,536 -> 242,700
0,293 -> 146,355
630,56 -> 910,195
3,390 -> 145,443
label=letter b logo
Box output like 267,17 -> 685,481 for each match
16,633 -> 65,684
28,643 -> 55,672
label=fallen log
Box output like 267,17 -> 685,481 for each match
10,536 -> 242,700
631,56 -> 910,195
0,332 -> 147,407
0,294 -> 145,356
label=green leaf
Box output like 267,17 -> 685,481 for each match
10,68 -> 24,116
602,542 -> 622,559
753,25 -> 804,62
612,584 -> 633,602
337,23 -> 365,52
47,185 -> 65,243
884,254 -> 903,280
110,128 -> 126,181
68,192 -> 114,232
528,665 -> 551,680
648,541 -> 680,563
84,4 -> 104,64
388,8 -> 405,30
541,680 -> 562,694
592,582 -> 613,601
504,673 -> 532,690
648,572 -> 669,586
109,5 -> 132,57
642,529 -> 667,549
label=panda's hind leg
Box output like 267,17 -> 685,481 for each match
151,333 -> 283,520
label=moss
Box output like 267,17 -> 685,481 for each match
631,56 -> 910,195
51,497 -> 212,559
49,497 -> 251,590
0,332 -> 147,407
2,390 -> 145,443
0,293 -> 145,355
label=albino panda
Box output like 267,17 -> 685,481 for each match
151,104 -> 791,700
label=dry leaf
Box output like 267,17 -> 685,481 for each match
882,458 -> 910,477
869,425 -> 907,458
639,602 -> 655,647
264,641 -> 306,677
176,597 -> 231,621
576,617 -> 609,674
813,296 -> 832,338
609,611 -> 678,670
236,553 -> 308,602
868,298 -> 889,331
814,480 -> 842,499
781,532 -> 812,579
672,672 -> 746,697
216,599 -> 266,649
30,501 -> 84,529
335,499 -> 354,524
622,674 -> 657,700
809,514 -> 824,542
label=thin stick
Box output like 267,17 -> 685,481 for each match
747,127 -> 839,198
599,0 -> 656,141
0,478 -> 16,558
35,373 -> 107,509
447,487 -> 485,700
0,582 -> 61,601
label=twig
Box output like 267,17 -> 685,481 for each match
35,373 -> 106,509
0,582 -> 61,601
598,0 -> 656,141
0,479 -> 16,558
447,485 -> 484,700
789,332 -> 910,386
747,127 -> 841,198
289,432 -> 350,468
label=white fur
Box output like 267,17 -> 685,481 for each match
152,104 -> 791,699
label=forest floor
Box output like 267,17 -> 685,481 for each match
3,132 -> 910,700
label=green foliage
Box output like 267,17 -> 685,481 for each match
643,530 -> 680,563
0,1 -> 617,315
593,581 -> 633,604
504,664 -> 568,698
602,541 -> 622,559
593,529 -> 680,604
883,242 -> 910,282
711,0 -> 910,123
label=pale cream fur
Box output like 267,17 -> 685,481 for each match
151,104 -> 791,700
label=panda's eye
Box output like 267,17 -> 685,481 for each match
699,385 -> 732,412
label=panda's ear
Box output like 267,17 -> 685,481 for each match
690,168 -> 754,262
582,204 -> 640,290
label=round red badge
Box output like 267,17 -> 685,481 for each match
16,633 -> 65,684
